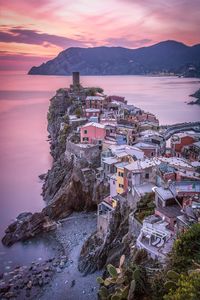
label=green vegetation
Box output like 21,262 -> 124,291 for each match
152,223 -> 200,300
97,250 -> 150,300
56,88 -> 66,93
85,87 -> 104,96
134,192 -> 155,222
97,224 -> 200,300
47,98 -> 57,122
62,114 -> 69,124
169,223 -> 200,273
74,107 -> 83,118
58,124 -> 71,154
164,271 -> 200,300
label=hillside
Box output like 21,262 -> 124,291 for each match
28,40 -> 200,76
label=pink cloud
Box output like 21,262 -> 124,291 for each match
0,27 -> 86,48
0,0 -> 199,72
105,37 -> 152,48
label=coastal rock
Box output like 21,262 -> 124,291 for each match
188,88 -> 200,105
17,212 -> 32,221
39,173 -> 46,181
2,212 -> 47,247
26,280 -> 32,289
4,291 -> 15,298
0,282 -> 10,293
0,259 -> 58,299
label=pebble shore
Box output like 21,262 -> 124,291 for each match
0,212 -> 101,300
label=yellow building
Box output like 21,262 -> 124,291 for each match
116,162 -> 129,194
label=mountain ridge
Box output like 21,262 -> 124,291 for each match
28,40 -> 200,76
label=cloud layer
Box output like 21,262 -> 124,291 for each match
0,27 -> 86,48
0,0 -> 199,71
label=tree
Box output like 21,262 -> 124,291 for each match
86,87 -> 104,96
169,223 -> 200,273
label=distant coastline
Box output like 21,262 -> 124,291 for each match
28,40 -> 200,77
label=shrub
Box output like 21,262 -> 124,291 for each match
164,272 -> 200,300
169,223 -> 200,273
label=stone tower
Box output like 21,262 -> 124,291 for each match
72,72 -> 80,87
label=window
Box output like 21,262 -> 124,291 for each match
84,130 -> 87,134
113,180 -> 115,184
83,137 -> 88,141
145,173 -> 149,179
118,171 -> 124,177
119,184 -> 124,188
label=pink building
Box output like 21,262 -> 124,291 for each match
80,122 -> 106,144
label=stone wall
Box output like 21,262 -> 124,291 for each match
97,212 -> 112,236
129,211 -> 142,238
65,141 -> 101,166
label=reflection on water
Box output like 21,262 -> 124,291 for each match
0,72 -> 199,272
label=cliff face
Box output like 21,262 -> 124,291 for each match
47,88 -> 72,160
2,88 -> 109,246
42,88 -> 108,209
78,201 -> 132,275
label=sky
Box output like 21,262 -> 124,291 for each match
0,0 -> 200,72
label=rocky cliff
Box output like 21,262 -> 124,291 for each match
2,87 -> 109,247
78,200 -> 132,275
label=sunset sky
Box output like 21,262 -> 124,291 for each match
0,0 -> 200,71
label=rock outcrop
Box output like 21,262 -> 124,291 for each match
2,212 -> 51,247
78,200 -> 132,275
188,88 -> 200,105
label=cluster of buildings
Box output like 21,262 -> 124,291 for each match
171,132 -> 200,162
66,73 -> 200,261
98,153 -> 200,261
77,96 -> 161,149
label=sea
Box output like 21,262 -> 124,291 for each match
0,72 -> 200,273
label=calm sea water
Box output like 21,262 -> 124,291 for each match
0,72 -> 200,272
